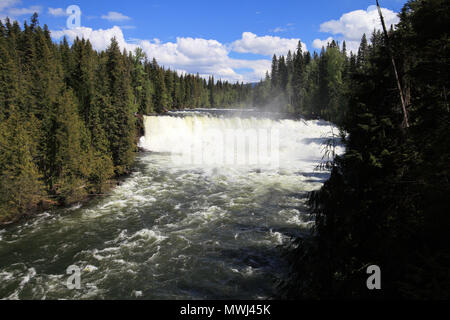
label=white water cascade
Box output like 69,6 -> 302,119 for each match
139,115 -> 341,172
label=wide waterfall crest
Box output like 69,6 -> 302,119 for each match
139,114 -> 341,171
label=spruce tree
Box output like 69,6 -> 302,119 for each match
0,110 -> 44,221
270,55 -> 279,91
104,38 -> 136,174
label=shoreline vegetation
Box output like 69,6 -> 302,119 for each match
281,0 -> 449,299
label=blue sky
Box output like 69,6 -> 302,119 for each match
1,0 -> 407,82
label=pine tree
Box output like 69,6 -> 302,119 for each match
130,47 -> 148,113
278,56 -> 288,92
153,67 -> 168,112
317,47 -> 329,117
292,44 -> 305,113
164,70 -> 174,109
71,38 -> 96,124
49,90 -> 90,202
270,55 -> 279,90
0,110 -> 44,221
357,33 -> 369,69
104,38 -> 136,174
0,41 -> 19,120
325,43 -> 345,122
208,76 -> 215,108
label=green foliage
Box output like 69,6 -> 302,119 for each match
0,111 -> 44,222
283,0 -> 450,299
253,40 -> 350,123
103,38 -> 136,175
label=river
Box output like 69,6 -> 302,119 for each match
0,111 -> 341,300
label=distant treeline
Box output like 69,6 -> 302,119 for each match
282,0 -> 449,299
251,35 -> 369,124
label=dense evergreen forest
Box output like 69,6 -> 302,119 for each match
251,39 -> 351,124
250,31 -> 389,126
283,0 -> 449,299
0,14 -> 251,224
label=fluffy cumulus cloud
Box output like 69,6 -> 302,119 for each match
312,37 -> 334,49
0,0 -> 41,20
232,32 -> 306,56
313,5 -> 400,54
51,26 -> 131,52
101,11 -> 131,22
51,26 -> 272,83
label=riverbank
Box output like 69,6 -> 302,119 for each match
0,178 -> 120,228
0,115 -> 148,229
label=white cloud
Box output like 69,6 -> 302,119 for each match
136,35 -> 271,83
320,5 -> 399,42
312,37 -> 334,49
0,0 -> 18,11
101,11 -> 131,22
0,1 -> 41,20
312,37 -> 360,55
316,6 -> 400,54
271,23 -> 295,34
51,26 -> 132,53
51,26 -> 273,83
48,7 -> 67,17
272,27 -> 287,33
232,32 -> 306,56
342,41 -> 361,55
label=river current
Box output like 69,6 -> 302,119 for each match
0,111 -> 341,299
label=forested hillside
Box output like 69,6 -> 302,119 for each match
251,38 -> 354,124
283,0 -> 450,299
0,15 -> 251,224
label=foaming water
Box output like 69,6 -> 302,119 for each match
0,112 -> 341,300
139,115 -> 337,171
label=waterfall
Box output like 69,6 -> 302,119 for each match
139,114 -> 341,171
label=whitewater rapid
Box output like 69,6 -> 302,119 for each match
139,115 -> 339,172
0,112 -> 342,300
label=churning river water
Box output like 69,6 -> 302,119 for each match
0,110 -> 341,300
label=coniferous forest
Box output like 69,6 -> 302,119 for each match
0,0 -> 449,300
282,0 -> 450,299
251,39 -> 351,124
